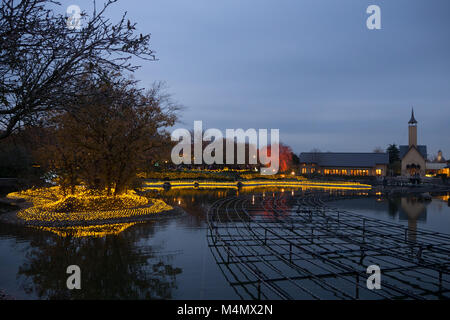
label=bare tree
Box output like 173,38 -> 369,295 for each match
373,146 -> 384,153
310,148 -> 321,164
0,0 -> 155,139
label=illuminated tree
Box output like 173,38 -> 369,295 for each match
259,143 -> 293,173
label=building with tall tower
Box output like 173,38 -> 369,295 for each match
400,109 -> 427,177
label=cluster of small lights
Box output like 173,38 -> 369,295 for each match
185,168 -> 251,173
32,222 -> 141,238
141,171 -> 235,181
44,192 -> 149,212
239,174 -> 306,181
8,187 -> 173,223
143,180 -> 372,191
141,170 -> 303,181
241,180 -> 372,189
170,181 -> 237,186
18,199 -> 172,222
8,186 -> 67,206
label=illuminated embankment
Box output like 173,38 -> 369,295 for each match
142,180 -> 372,191
7,187 -> 173,224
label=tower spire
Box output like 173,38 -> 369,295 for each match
409,107 -> 417,125
408,108 -> 418,147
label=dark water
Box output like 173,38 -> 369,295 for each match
0,189 -> 449,300
329,194 -> 450,235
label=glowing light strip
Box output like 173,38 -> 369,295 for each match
142,180 -> 372,190
8,187 -> 173,223
32,222 -> 140,238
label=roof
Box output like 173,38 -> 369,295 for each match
409,108 -> 417,124
299,152 -> 389,168
426,162 -> 447,170
399,145 -> 427,160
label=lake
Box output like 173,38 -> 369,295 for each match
0,188 -> 449,299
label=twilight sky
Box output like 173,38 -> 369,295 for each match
61,0 -> 450,158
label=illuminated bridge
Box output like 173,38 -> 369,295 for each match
207,191 -> 450,300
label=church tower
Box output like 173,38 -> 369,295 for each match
408,108 -> 417,147
401,108 -> 427,177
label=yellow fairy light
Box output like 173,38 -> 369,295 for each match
142,180 -> 372,191
33,223 -> 141,238
8,187 -> 173,224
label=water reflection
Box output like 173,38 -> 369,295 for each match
155,187 -> 302,227
331,193 -> 450,235
0,223 -> 182,300
32,223 -> 142,238
400,198 -> 427,242
1,189 -> 449,300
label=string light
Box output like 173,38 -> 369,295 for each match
8,187 -> 173,223
32,223 -> 141,238
143,180 -> 372,191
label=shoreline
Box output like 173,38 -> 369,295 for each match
1,181 -> 448,228
373,184 -> 450,197
142,179 -> 373,191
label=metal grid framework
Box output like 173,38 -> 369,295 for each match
206,191 -> 450,300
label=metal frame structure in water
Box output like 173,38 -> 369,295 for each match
207,191 -> 450,300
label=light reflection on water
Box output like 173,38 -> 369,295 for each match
0,188 -> 449,299
329,194 -> 450,235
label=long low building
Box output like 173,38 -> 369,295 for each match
299,152 -> 389,177
426,162 -> 450,177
